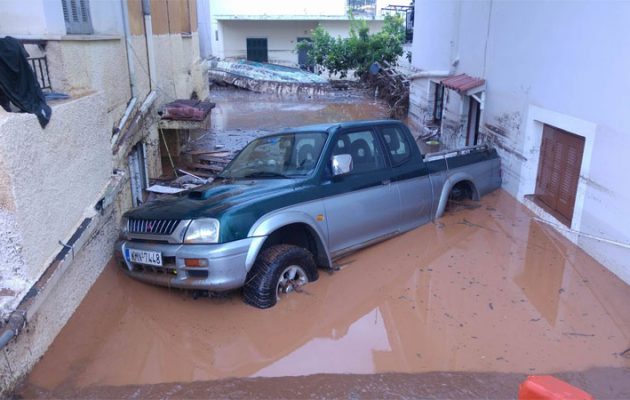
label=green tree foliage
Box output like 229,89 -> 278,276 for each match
298,14 -> 406,79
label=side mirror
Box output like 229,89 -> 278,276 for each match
332,154 -> 353,176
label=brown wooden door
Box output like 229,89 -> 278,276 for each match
535,125 -> 585,224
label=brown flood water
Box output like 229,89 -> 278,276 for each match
19,190 -> 630,397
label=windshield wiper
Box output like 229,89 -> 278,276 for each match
241,171 -> 290,179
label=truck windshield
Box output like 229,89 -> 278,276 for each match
219,132 -> 328,179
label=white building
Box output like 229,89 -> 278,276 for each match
201,0 -> 411,67
409,0 -> 630,284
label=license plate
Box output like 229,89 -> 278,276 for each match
126,248 -> 163,267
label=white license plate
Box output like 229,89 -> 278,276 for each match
126,248 -> 163,267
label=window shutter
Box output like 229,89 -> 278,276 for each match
535,125 -> 585,225
61,0 -> 93,34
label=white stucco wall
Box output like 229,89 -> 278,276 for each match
0,0 -> 66,36
216,19 -> 385,65
0,93 -> 112,284
410,0 -> 630,284
411,0 -> 457,72
0,0 -> 121,37
219,20 -> 318,64
206,0 -> 400,62
210,0 -> 347,19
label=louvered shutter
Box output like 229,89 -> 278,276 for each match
61,0 -> 93,34
555,131 -> 584,220
535,125 -> 584,224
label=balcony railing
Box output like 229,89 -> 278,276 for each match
27,56 -> 52,92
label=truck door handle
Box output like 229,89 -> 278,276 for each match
382,179 -> 391,185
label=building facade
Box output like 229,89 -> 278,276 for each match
409,0 -> 630,284
0,0 -> 207,392
201,0 -> 412,68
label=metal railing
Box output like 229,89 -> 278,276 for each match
27,56 -> 52,92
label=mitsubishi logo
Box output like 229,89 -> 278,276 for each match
146,221 -> 153,232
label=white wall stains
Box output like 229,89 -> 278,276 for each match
409,0 -> 630,284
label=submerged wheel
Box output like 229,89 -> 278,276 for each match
243,244 -> 318,309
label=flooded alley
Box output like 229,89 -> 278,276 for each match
17,190 -> 630,398
14,89 -> 630,398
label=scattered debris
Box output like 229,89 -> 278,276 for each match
208,60 -> 330,96
366,61 -> 409,119
146,185 -> 186,194
184,149 -> 236,178
158,99 -> 215,121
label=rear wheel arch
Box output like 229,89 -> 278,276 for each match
435,175 -> 480,218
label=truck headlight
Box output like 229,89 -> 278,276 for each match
184,218 -> 220,244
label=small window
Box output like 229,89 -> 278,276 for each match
332,130 -> 385,174
381,126 -> 411,165
433,83 -> 444,122
61,0 -> 93,35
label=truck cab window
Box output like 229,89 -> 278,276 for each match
381,126 -> 410,165
333,130 -> 385,174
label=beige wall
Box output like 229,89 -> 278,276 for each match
46,38 -> 131,121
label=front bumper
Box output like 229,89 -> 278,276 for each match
115,238 -> 255,291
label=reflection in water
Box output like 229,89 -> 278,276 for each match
254,307 -> 391,377
515,221 -> 567,325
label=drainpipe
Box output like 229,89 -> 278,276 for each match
142,0 -> 158,91
114,0 -> 138,145
120,0 -> 136,98
0,311 -> 26,349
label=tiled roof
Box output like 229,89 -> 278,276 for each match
441,74 -> 485,93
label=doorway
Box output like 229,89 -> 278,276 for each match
297,37 -> 313,71
466,97 -> 481,146
246,38 -> 268,62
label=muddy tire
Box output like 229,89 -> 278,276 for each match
243,244 -> 318,309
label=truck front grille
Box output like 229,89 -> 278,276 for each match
128,218 -> 180,235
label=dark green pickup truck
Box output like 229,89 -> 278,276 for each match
115,120 -> 501,308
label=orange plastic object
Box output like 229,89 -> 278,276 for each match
519,376 -> 593,400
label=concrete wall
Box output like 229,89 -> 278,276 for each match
0,92 -> 112,286
210,0 -> 348,19
216,19 -> 384,66
0,0 -> 208,393
220,20 -> 318,64
410,0 -> 630,284
46,38 -> 131,120
206,0 -> 395,63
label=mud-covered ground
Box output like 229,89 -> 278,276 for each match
14,88 -> 630,398
16,191 -> 630,398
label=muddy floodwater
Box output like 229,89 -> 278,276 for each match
16,89 -> 630,398
18,191 -> 630,398
185,88 -> 393,154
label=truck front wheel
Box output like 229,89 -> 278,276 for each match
243,244 -> 318,309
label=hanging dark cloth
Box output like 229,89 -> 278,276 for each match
0,36 -> 51,128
